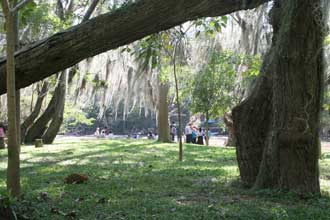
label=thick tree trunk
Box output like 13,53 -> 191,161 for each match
21,81 -> 48,143
253,0 -> 324,193
24,73 -> 66,143
0,0 -> 270,95
232,55 -> 272,186
233,0 -> 324,193
157,82 -> 170,142
42,105 -> 64,144
2,0 -> 21,197
24,90 -> 57,143
43,72 -> 67,144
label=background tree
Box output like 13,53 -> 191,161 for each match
191,50 -> 260,146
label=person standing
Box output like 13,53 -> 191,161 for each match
170,122 -> 176,141
185,123 -> 192,143
0,123 -> 6,149
197,127 -> 204,145
191,127 -> 197,144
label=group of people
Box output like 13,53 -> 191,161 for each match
185,123 -> 205,145
170,122 -> 206,145
147,131 -> 158,140
94,126 -> 113,138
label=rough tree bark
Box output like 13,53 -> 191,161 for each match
43,72 -> 67,144
253,0 -> 324,193
24,73 -> 66,143
233,0 -> 325,193
21,81 -> 49,143
224,112 -> 236,147
157,82 -> 170,142
232,55 -> 272,186
0,0 -> 270,95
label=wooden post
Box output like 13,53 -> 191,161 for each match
35,139 -> 43,148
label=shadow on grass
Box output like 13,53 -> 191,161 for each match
1,139 -> 330,219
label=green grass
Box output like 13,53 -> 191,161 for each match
1,139 -> 330,219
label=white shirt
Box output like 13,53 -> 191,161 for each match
185,126 -> 192,135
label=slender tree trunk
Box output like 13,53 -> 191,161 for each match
15,90 -> 20,146
13,0 -> 21,147
2,0 -> 21,197
157,82 -> 170,142
205,111 -> 209,146
173,43 -> 183,161
82,0 -> 100,22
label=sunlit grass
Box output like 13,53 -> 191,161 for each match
0,139 -> 330,219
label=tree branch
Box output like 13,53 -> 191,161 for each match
1,0 -> 10,17
12,0 -> 33,12
66,0 -> 74,12
0,0 -> 270,95
82,0 -> 100,22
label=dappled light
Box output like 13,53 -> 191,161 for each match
1,0 -> 330,219
1,139 -> 330,219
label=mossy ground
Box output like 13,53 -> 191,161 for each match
1,139 -> 330,219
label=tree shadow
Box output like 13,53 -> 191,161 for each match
1,139 -> 330,219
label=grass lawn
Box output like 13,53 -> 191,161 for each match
1,139 -> 330,219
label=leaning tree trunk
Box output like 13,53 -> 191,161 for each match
21,81 -> 49,143
157,82 -> 170,142
43,72 -> 67,144
0,0 -> 270,95
233,0 -> 325,193
24,73 -> 66,143
253,0 -> 324,193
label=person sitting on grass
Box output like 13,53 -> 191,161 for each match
100,128 -> 107,138
147,131 -> 153,139
107,130 -> 114,138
